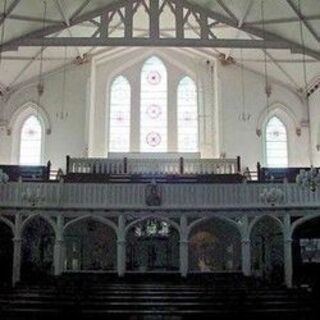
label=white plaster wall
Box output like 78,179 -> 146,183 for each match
309,89 -> 320,166
0,63 -> 90,170
0,48 -> 314,172
217,63 -> 310,171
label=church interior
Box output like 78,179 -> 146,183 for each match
0,0 -> 320,319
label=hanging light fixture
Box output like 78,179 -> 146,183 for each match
295,0 -> 320,192
238,48 -> 251,122
36,0 -> 47,104
56,46 -> 69,120
0,0 -> 8,126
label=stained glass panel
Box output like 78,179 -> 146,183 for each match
19,116 -> 42,165
266,116 -> 288,167
140,56 -> 167,152
177,76 -> 198,152
109,76 -> 131,152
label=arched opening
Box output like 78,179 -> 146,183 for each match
19,115 -> 43,165
21,217 -> 55,282
250,216 -> 284,284
64,219 -> 117,271
0,221 -> 13,286
265,116 -> 288,168
109,75 -> 131,152
292,216 -> 320,286
126,218 -> 179,272
177,76 -> 198,152
140,56 -> 168,152
189,218 -> 241,272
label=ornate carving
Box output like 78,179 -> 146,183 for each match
256,128 -> 262,137
145,180 -> 162,206
296,127 -> 301,136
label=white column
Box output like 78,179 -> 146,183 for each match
283,214 -> 293,288
179,215 -> 188,278
12,238 -> 22,286
12,214 -> 22,286
54,216 -> 65,276
117,215 -> 126,277
240,215 -> 251,277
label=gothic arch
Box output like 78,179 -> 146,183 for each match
249,215 -> 284,237
0,216 -> 15,234
21,214 -> 57,237
64,215 -> 119,237
125,215 -> 180,237
188,216 -> 241,238
8,101 -> 51,136
291,213 -> 320,237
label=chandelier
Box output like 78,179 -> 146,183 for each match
260,187 -> 285,206
0,169 -> 9,183
296,167 -> 320,192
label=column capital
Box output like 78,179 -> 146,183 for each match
241,239 -> 251,244
55,239 -> 64,245
13,238 -> 22,243
117,240 -> 126,245
284,238 -> 293,244
179,240 -> 189,245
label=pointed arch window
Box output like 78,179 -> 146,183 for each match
140,56 -> 167,152
265,116 -> 288,167
177,76 -> 198,152
109,76 -> 131,152
19,116 -> 42,165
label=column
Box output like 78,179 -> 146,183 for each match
283,214 -> 293,288
241,239 -> 251,277
240,216 -> 251,277
179,215 -> 189,278
54,216 -> 65,276
117,215 -> 126,277
12,238 -> 22,286
12,214 -> 22,286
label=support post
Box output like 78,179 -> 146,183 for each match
283,214 -> 293,288
240,215 -> 251,277
54,215 -> 65,276
12,214 -> 22,286
117,215 -> 126,277
179,215 -> 188,278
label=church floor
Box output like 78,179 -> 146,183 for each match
0,273 -> 315,320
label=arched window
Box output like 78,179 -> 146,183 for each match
177,76 -> 198,152
265,116 -> 288,167
19,116 -> 42,165
109,76 -> 131,152
140,56 -> 167,152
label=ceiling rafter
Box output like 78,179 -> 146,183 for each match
216,0 -> 238,22
70,0 -> 92,21
225,0 -> 254,58
0,0 -> 319,60
248,14 -> 320,26
286,0 -> 320,43
0,0 -> 22,26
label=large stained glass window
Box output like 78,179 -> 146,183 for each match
177,76 -> 198,152
265,116 -> 288,167
109,76 -> 131,152
140,56 -> 167,152
19,116 -> 42,165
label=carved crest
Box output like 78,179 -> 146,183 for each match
145,179 -> 162,206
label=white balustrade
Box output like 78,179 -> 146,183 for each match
0,182 -> 320,209
68,157 -> 239,175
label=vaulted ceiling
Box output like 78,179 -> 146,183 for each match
0,0 -> 319,96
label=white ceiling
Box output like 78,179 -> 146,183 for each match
0,0 -> 319,96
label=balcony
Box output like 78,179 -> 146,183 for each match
1,181 -> 319,210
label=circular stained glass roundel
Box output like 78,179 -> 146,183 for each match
146,132 -> 162,147
146,104 -> 162,119
147,71 -> 161,85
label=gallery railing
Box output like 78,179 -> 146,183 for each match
0,181 -> 319,209
66,156 -> 241,175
